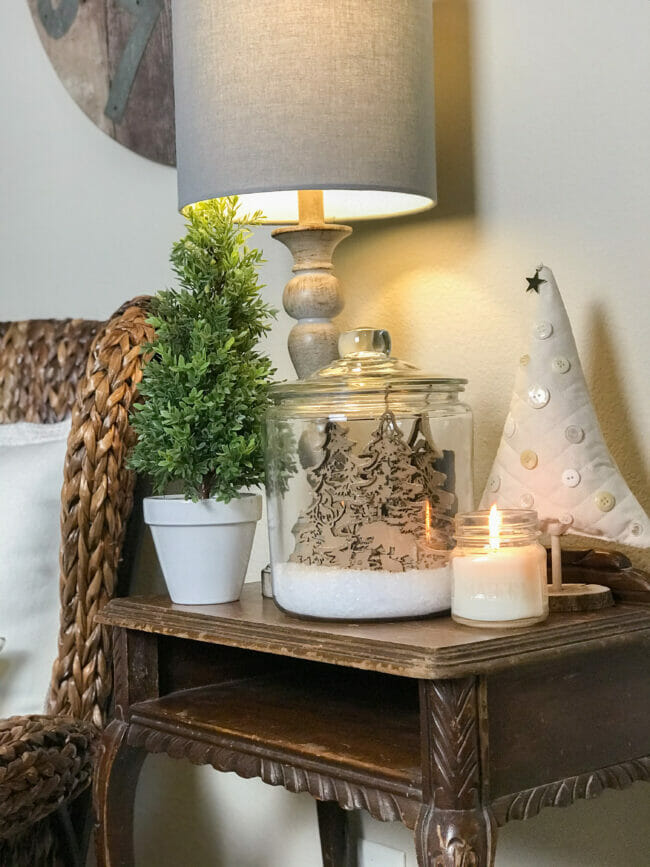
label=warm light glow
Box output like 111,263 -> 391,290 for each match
182,189 -> 435,224
488,503 -> 502,549
425,500 -> 431,545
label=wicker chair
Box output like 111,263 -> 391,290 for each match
0,299 -> 154,866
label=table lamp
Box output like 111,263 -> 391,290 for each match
171,0 -> 437,378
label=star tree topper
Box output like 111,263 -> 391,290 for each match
526,266 -> 546,294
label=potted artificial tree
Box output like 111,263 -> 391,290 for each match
129,198 -> 275,604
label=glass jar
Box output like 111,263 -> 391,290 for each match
451,509 -> 549,628
264,328 -> 473,620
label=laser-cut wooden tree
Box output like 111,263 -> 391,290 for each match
291,412 -> 454,572
290,422 -> 360,566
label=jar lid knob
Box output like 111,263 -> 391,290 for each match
338,328 -> 392,358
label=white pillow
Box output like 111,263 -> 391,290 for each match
0,420 -> 71,716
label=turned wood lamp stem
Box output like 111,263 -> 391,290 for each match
298,189 -> 325,225
272,191 -> 352,379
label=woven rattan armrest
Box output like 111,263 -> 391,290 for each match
0,298 -> 154,863
0,714 -> 98,840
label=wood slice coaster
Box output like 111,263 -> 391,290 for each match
548,583 -> 614,612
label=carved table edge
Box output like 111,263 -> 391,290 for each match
125,721 -> 422,830
491,755 -> 650,826
97,603 -> 650,680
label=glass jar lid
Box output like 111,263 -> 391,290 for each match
270,328 -> 467,404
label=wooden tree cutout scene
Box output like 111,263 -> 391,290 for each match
290,412 -> 455,573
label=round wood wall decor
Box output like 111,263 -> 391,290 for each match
28,0 -> 176,166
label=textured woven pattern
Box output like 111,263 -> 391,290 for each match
0,299 -> 153,858
0,715 -> 98,840
47,299 -> 154,727
0,318 -> 102,424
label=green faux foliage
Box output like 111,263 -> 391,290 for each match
128,197 -> 276,502
264,418 -> 298,498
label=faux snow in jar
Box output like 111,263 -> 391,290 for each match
264,328 -> 473,620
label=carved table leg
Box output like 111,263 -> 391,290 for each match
417,678 -> 496,867
415,806 -> 496,866
94,719 -> 146,867
317,800 -> 355,867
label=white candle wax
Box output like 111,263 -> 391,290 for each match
452,544 -> 547,623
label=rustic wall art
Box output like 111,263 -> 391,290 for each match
28,0 -> 176,165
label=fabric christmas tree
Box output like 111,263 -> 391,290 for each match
480,265 -> 649,549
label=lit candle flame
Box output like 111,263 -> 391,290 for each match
488,503 -> 502,549
425,500 -> 431,545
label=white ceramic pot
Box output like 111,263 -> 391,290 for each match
143,494 -> 262,604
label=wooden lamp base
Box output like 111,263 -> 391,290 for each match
272,191 -> 352,379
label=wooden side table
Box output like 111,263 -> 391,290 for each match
94,552 -> 650,867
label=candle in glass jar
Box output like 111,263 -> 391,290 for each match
451,506 -> 548,628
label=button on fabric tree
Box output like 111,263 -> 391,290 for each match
480,265 -> 649,549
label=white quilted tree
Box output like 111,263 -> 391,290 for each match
480,266 -> 649,572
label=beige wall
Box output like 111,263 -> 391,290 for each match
2,1 -> 649,864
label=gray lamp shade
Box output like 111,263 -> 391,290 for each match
171,0 -> 436,223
